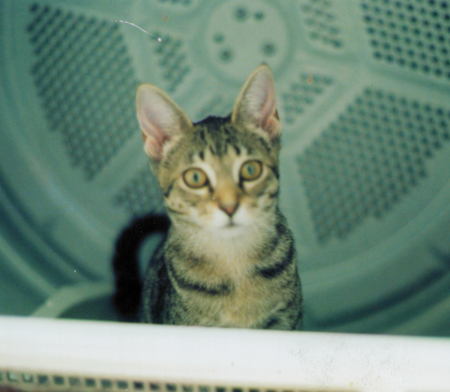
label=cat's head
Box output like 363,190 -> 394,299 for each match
136,65 -> 281,236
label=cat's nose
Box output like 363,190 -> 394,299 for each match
219,202 -> 238,217
215,181 -> 240,217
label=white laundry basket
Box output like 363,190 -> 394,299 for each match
1,0 -> 449,390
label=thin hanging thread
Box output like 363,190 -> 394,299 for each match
114,19 -> 163,42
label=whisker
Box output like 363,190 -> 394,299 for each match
166,206 -> 186,215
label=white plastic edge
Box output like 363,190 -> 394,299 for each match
0,316 -> 449,392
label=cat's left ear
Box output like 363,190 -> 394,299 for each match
231,64 -> 280,140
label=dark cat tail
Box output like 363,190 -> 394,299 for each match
112,213 -> 170,319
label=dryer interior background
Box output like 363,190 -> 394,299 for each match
0,0 -> 449,336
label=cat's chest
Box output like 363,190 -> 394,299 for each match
177,252 -> 283,327
206,271 -> 280,327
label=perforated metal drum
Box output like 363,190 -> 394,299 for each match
1,0 -> 449,335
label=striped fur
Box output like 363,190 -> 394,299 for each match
130,65 -> 303,329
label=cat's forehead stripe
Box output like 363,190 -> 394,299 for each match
197,128 -> 207,143
160,116 -> 274,171
192,121 -> 264,159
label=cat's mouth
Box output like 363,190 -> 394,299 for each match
223,219 -> 247,231
218,221 -> 243,237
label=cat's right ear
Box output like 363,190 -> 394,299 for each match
136,84 -> 192,161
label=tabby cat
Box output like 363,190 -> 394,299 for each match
113,65 -> 303,330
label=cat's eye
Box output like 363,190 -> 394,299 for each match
183,168 -> 208,188
240,160 -> 263,181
